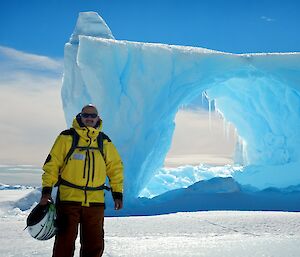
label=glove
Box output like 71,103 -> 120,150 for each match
39,187 -> 53,205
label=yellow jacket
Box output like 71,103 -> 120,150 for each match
42,115 -> 123,206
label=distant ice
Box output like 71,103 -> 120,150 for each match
140,164 -> 242,198
0,165 -> 42,187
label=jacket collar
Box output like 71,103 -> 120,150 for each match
71,113 -> 102,140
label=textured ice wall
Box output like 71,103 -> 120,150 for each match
62,12 -> 300,197
62,12 -> 114,121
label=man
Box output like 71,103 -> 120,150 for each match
40,104 -> 124,257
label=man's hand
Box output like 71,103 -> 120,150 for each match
114,199 -> 123,210
39,193 -> 52,205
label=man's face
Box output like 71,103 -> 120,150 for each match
80,107 -> 99,127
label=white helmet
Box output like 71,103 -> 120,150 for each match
26,202 -> 57,240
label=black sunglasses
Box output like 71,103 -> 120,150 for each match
81,113 -> 98,118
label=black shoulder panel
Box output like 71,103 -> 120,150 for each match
43,154 -> 52,165
101,132 -> 111,142
76,113 -> 85,127
60,129 -> 74,136
63,128 -> 79,163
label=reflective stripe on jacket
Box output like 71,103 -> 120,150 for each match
42,116 -> 124,206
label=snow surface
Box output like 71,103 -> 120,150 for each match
61,12 -> 300,198
1,189 -> 300,257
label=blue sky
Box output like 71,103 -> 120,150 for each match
0,0 -> 299,165
1,0 -> 300,57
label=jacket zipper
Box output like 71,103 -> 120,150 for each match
92,152 -> 95,182
83,151 -> 88,179
84,129 -> 92,204
84,150 -> 90,204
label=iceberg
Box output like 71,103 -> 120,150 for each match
62,12 -> 300,198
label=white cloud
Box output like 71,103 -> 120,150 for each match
0,46 -> 66,165
260,16 -> 275,22
0,45 -> 63,72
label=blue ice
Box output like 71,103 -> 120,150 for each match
61,12 -> 300,198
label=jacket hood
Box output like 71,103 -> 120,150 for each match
71,113 -> 103,140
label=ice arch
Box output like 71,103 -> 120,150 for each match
62,12 -> 300,198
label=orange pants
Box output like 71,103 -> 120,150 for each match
52,203 -> 104,257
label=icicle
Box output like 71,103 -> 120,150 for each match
222,118 -> 230,141
201,91 -> 205,107
223,117 -> 227,137
241,139 -> 246,165
226,121 -> 230,141
233,128 -> 239,151
242,139 -> 249,165
233,128 -> 238,140
234,135 -> 243,165
237,137 -> 249,166
208,98 -> 212,131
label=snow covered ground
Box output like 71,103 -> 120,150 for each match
0,189 -> 299,257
